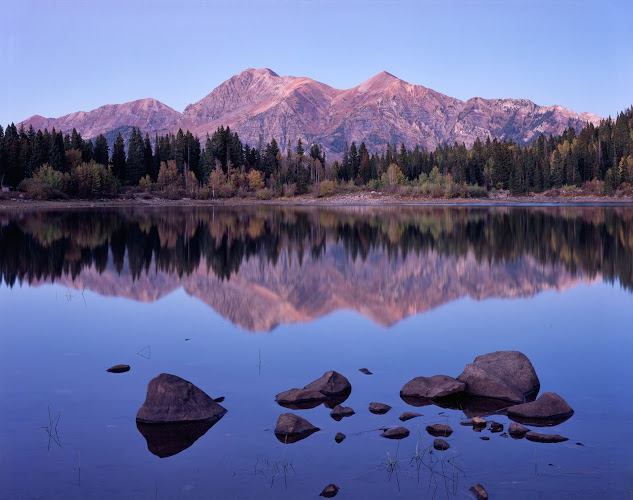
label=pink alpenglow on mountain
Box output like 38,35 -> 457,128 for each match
19,68 -> 601,156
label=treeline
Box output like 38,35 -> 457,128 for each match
1,107 -> 632,197
1,207 -> 631,290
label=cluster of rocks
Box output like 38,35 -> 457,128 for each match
400,351 -> 574,438
129,351 -> 574,497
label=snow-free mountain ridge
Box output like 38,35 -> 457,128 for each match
20,68 -> 601,155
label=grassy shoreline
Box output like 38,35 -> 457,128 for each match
1,190 -> 632,210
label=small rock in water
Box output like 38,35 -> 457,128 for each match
461,416 -> 486,427
213,396 -> 225,403
489,421 -> 503,433
359,368 -> 373,375
369,402 -> 391,414
304,371 -> 351,396
400,375 -> 465,399
381,427 -> 410,439
433,438 -> 450,450
274,413 -> 320,443
330,405 -> 355,420
469,483 -> 489,500
507,392 -> 574,420
320,484 -> 339,498
275,388 -> 327,405
426,424 -> 453,437
106,364 -> 130,373
500,432 -> 509,438
479,436 -> 490,441
508,423 -> 530,438
576,442 -> 584,446
399,411 -> 422,422
334,432 -> 346,443
525,431 -> 568,443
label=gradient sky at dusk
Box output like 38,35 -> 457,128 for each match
1,0 -> 630,126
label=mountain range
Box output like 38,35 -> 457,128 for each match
20,68 -> 601,155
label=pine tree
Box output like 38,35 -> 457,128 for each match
111,132 -> 126,181
94,134 -> 109,166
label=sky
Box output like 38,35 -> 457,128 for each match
1,0 -> 631,126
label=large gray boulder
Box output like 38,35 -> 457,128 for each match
400,375 -> 465,399
274,413 -> 320,443
136,373 -> 227,424
507,392 -> 574,420
456,351 -> 540,403
304,371 -> 351,396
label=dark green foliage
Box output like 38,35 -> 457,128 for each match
94,134 -> 109,166
111,132 -> 126,181
126,127 -> 145,184
4,106 -> 633,195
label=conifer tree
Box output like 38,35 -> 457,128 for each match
111,132 -> 126,181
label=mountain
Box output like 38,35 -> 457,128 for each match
21,98 -> 180,139
19,69 -> 601,155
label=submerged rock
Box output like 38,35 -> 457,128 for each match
399,411 -> 422,422
426,424 -> 453,437
400,375 -> 465,399
369,402 -> 391,414
274,413 -> 319,443
433,438 -> 450,450
508,423 -> 530,437
479,436 -> 490,441
275,388 -> 327,405
359,368 -> 373,375
106,364 -> 130,373
469,483 -> 489,500
381,427 -> 410,439
304,371 -> 351,396
334,432 -> 346,443
330,405 -> 355,421
320,484 -> 340,498
525,431 -> 568,443
507,392 -> 574,421
136,373 -> 227,424
456,351 -> 540,403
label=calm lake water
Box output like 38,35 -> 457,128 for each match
0,205 -> 632,499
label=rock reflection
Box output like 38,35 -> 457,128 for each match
136,420 -> 218,458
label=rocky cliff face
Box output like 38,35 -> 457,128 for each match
19,68 -> 601,155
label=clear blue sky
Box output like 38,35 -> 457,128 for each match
1,0 -> 630,126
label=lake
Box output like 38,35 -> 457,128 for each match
0,205 -> 631,499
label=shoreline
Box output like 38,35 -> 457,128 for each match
1,191 -> 632,210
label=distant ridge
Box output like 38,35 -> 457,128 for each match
19,68 -> 601,155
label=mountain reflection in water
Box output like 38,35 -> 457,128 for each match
0,206 -> 631,330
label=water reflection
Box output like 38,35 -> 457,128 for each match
136,421 -> 218,458
0,206 -> 631,330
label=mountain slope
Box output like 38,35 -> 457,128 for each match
19,69 -> 601,155
21,98 -> 180,139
